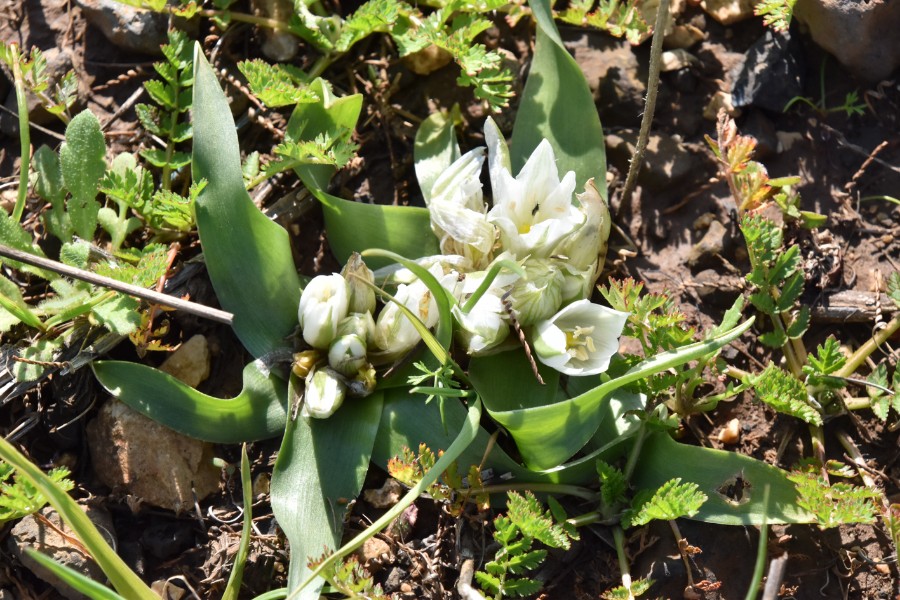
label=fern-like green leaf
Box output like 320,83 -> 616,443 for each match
754,0 -> 796,31
624,478 -> 707,527
507,490 -> 571,550
237,59 -> 318,107
787,470 -> 879,528
753,363 -> 823,425
802,336 -> 847,388
596,460 -> 627,508
1,461 -> 73,523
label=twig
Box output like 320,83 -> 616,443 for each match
760,554 -> 788,600
619,0 -> 669,211
0,244 -> 234,325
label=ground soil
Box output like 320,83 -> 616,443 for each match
1,0 -> 899,598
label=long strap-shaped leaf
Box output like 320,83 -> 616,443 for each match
633,432 -> 814,525
0,437 -> 157,599
92,360 -> 288,443
511,0 -> 607,196
192,43 -> 301,359
472,318 -> 755,470
271,385 -> 384,598
290,396 -> 484,597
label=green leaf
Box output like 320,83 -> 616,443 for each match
787,470 -> 879,528
25,551 -> 125,600
470,319 -> 753,470
192,43 -> 301,358
786,306 -> 810,339
775,271 -> 804,312
60,110 -> 106,240
0,437 -> 157,599
237,59 -> 318,107
625,478 -> 707,527
91,295 -> 141,335
222,445 -> 253,600
92,360 -> 288,443
318,193 -> 440,269
511,0 -> 606,196
32,145 -> 65,204
633,432 -> 815,525
271,386 -> 382,597
753,363 -> 823,425
414,110 -> 461,205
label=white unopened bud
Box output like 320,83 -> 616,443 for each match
508,259 -> 564,326
302,368 -> 346,419
298,274 -> 349,349
328,334 -> 368,376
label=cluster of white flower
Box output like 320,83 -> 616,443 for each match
296,118 -> 628,418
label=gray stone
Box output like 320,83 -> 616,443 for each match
605,129 -> 699,190
87,400 -> 221,512
795,0 -> 900,82
688,220 -> 729,269
8,505 -> 115,600
159,334 -> 211,389
77,0 -> 195,56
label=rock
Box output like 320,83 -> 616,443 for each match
704,90 -> 739,120
605,130 -> 699,190
731,30 -> 805,112
159,334 -> 211,389
692,269 -> 744,306
8,505 -> 115,600
355,537 -> 392,574
717,418 -> 741,445
564,31 -> 645,127
363,478 -> 403,508
794,0 -> 900,82
688,220 -> 728,269
402,45 -> 454,75
251,0 -> 299,61
87,401 -> 221,512
665,23 -> 706,49
660,49 -> 699,72
700,0 -> 756,24
77,0 -> 195,56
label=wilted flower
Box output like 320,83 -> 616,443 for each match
302,368 -> 346,419
428,148 -> 496,269
299,274 -> 349,349
484,118 -> 584,259
552,179 -> 611,289
532,300 -> 629,376
341,253 -> 376,314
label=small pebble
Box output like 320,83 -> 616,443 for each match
717,418 -> 741,445
693,212 -> 716,230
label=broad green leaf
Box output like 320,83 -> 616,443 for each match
25,550 -> 125,600
92,360 -> 288,443
192,44 -> 301,358
316,190 -> 439,269
633,432 -> 815,525
296,395 -> 481,593
371,386 -> 643,492
471,319 -> 754,470
271,379 -> 382,597
511,0 -> 606,196
0,437 -> 157,599
91,294 -> 141,335
414,110 -> 461,205
60,110 -> 106,240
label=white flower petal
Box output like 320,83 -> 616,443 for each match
533,300 -> 629,376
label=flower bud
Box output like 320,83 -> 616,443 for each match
553,179 -> 611,283
291,350 -> 319,379
328,334 -> 368,377
341,253 -> 376,315
338,312 -> 376,345
298,274 -> 350,349
507,259 -> 564,326
452,293 -> 509,355
302,368 -> 346,419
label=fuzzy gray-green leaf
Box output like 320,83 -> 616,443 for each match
60,110 -> 106,240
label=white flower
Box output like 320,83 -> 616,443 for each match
508,259 -> 564,326
341,253 -> 376,315
428,148 -> 496,269
484,118 -> 584,259
373,263 -> 452,356
532,300 -> 629,376
552,179 -> 611,289
298,274 -> 349,349
452,293 -> 509,355
302,368 -> 346,419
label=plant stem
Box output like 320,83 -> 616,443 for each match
744,485 -> 770,600
612,525 -> 634,600
619,0 -> 668,211
835,312 -> 900,379
466,483 -> 599,502
11,48 -> 31,224
669,520 -> 696,590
